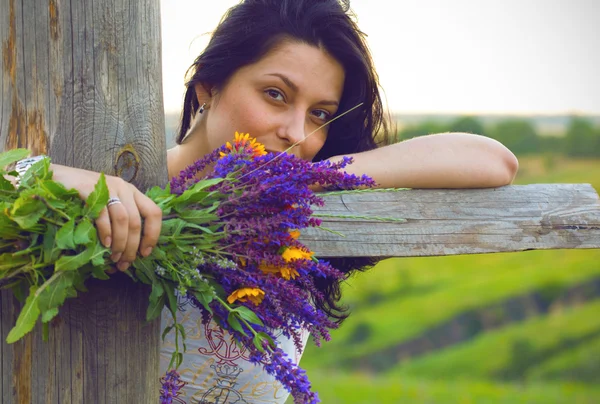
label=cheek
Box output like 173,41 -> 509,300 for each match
221,90 -> 272,137
303,131 -> 328,160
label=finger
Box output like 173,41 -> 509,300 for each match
134,191 -> 163,257
117,191 -> 142,269
95,207 -> 113,248
107,198 -> 129,264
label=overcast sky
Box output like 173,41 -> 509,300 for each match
160,0 -> 600,115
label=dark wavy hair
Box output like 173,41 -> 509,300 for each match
177,0 -> 391,323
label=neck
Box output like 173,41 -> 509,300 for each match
167,123 -> 210,180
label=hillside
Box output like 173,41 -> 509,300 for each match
289,156 -> 600,404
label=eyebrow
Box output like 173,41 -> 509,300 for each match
265,73 -> 339,107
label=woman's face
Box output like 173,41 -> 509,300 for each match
197,40 -> 345,161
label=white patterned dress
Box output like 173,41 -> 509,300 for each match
160,293 -> 311,404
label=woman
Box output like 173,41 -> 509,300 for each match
28,0 -> 518,402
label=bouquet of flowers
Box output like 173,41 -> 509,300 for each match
0,132 -> 375,404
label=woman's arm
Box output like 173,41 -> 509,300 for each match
331,133 -> 519,189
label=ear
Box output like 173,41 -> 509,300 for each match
194,82 -> 213,108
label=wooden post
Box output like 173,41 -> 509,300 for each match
0,0 -> 165,402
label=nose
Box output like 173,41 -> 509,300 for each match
276,110 -> 306,148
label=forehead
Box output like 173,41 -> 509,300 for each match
238,40 -> 345,100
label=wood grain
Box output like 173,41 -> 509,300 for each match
301,184 -> 600,257
1,0 -> 165,402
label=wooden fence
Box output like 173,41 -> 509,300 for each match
302,184 -> 600,257
1,0 -> 599,403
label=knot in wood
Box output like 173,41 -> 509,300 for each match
115,144 -> 140,182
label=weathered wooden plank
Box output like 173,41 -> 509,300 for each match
302,184 -> 600,257
1,0 -> 165,402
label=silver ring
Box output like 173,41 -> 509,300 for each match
107,197 -> 122,207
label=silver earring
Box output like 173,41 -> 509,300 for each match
198,102 -> 206,114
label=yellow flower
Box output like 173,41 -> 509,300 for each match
279,267 -> 300,280
227,287 -> 265,306
258,263 -> 280,275
288,229 -> 301,240
282,246 -> 313,262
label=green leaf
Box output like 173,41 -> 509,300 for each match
177,178 -> 223,201
84,173 -> 109,219
55,247 -> 94,271
163,281 -> 178,317
0,253 -> 29,272
150,281 -> 164,300
132,257 -> 159,285
147,282 -> 165,321
38,272 -> 75,323
40,179 -> 80,200
147,293 -> 165,321
10,192 -> 47,229
91,244 -> 109,267
91,265 -> 110,280
6,285 -> 41,343
161,324 -> 174,342
145,184 -> 168,199
56,219 -> 76,250
0,148 -> 30,170
66,285 -> 79,297
42,226 -> 57,264
0,175 -> 15,191
258,331 -> 276,350
74,219 -> 94,245
234,306 -> 264,327
10,281 -> 28,302
173,352 -> 183,369
41,307 -> 59,323
227,312 -> 249,337
19,157 -> 51,186
0,221 -> 21,240
177,210 -> 219,224
70,270 -> 87,293
191,290 -> 213,315
252,335 -> 266,353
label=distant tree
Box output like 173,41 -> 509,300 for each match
397,120 -> 449,141
448,116 -> 486,136
538,136 -> 565,155
565,116 -> 600,158
489,119 -> 541,155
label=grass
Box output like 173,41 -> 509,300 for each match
301,249 -> 600,367
293,155 -> 600,403
290,373 -> 600,404
388,299 -> 600,381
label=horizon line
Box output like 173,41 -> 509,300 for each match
163,108 -> 600,117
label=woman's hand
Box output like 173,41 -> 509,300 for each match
51,164 -> 163,271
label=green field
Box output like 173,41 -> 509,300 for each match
290,156 -> 600,403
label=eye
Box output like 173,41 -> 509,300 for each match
311,109 -> 331,121
265,89 -> 285,102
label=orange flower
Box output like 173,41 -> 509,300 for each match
258,263 -> 300,280
288,229 -> 301,240
227,287 -> 265,306
219,131 -> 266,158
